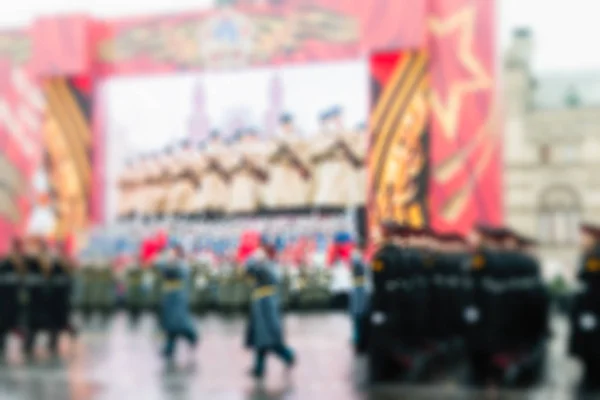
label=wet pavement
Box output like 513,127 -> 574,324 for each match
0,312 -> 592,399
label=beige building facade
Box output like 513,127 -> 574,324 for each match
504,29 -> 600,281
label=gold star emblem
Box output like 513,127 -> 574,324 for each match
429,7 -> 492,140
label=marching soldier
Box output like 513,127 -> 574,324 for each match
570,223 -> 600,392
368,220 -> 400,378
493,228 -> 548,385
436,234 -> 469,346
54,241 -> 76,339
369,222 -> 426,382
155,242 -> 199,362
349,244 -> 369,353
23,238 -> 60,358
462,225 -> 505,385
244,237 -> 295,379
0,238 -> 28,356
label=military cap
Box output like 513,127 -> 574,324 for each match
319,110 -> 331,122
245,127 -> 258,137
379,220 -> 398,236
411,226 -> 434,238
473,224 -> 496,237
11,237 -> 24,250
329,105 -> 343,117
396,224 -> 416,238
580,223 -> 600,237
437,232 -> 465,243
493,227 -> 514,240
280,113 -> 293,124
517,235 -> 538,247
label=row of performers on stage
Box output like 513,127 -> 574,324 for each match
115,130 -> 366,219
0,238 -> 76,359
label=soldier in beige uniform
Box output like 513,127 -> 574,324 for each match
165,140 -> 199,217
264,116 -> 313,210
310,133 -> 363,209
116,160 -> 137,219
196,131 -> 232,215
228,129 -> 274,214
141,151 -> 169,218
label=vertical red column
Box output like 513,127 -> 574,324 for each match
0,30 -> 45,251
427,0 -> 501,234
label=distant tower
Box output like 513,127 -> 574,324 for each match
264,74 -> 283,139
188,80 -> 210,145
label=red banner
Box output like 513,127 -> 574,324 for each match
427,0 -> 501,234
0,31 -> 44,250
95,1 -> 426,76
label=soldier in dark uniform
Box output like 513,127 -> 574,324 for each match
462,225 -> 506,385
368,221 -> 401,382
53,241 -> 76,340
369,222 -> 430,382
491,228 -> 548,385
570,223 -> 600,391
0,238 -> 28,356
349,243 -> 369,353
23,238 -> 61,358
437,233 -> 469,348
155,243 -> 198,362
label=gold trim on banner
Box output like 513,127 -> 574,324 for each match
54,80 -> 91,147
44,80 -> 91,189
369,52 -> 429,232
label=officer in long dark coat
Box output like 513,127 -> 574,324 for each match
570,223 -> 600,391
244,240 -> 295,379
23,238 -> 61,357
0,238 -> 28,355
155,243 -> 198,361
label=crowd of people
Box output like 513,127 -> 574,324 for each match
2,220 -> 600,392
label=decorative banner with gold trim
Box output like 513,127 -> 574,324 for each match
368,51 -> 429,241
41,77 -> 92,239
96,1 -> 427,76
428,0 -> 501,233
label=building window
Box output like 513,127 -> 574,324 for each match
538,186 -> 581,245
539,145 -> 551,164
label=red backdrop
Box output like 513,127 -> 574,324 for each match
427,0 -> 502,233
0,0 -> 499,249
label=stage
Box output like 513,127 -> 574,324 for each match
0,312 -> 580,399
